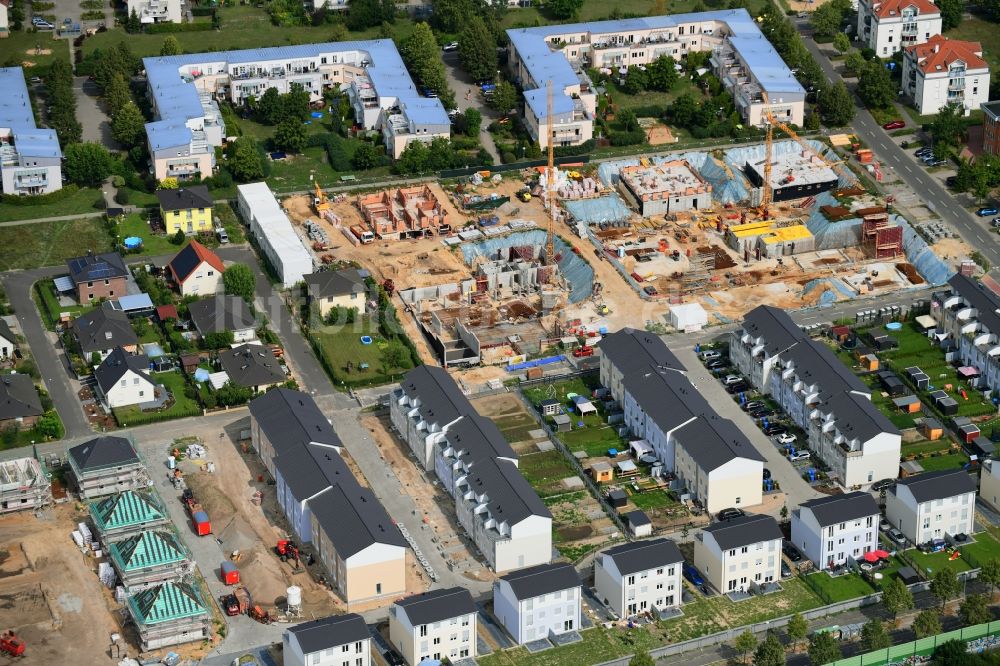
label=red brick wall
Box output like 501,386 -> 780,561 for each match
76,277 -> 127,303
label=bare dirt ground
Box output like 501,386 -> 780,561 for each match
360,413 -> 488,582
0,506 -> 122,664
933,236 -> 975,264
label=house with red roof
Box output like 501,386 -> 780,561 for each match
166,240 -> 225,297
903,35 -> 990,115
857,0 -> 941,57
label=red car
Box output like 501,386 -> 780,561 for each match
882,120 -> 905,130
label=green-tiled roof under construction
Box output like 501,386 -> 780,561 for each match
89,490 -> 166,532
110,531 -> 188,571
128,582 -> 207,625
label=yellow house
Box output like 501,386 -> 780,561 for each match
156,186 -> 213,235
303,268 -> 370,319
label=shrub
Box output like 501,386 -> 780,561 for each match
0,184 -> 80,206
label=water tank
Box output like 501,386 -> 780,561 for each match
286,585 -> 302,608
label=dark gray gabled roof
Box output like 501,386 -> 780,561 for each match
703,514 -> 783,551
73,305 -> 139,353
395,587 -> 477,626
286,613 -> 370,654
188,295 -> 256,335
155,185 -> 212,212
0,319 -> 16,347
443,413 -> 515,463
673,414 -> 765,471
0,373 -> 42,420
740,305 -> 805,357
622,366 -> 706,435
95,347 -> 153,394
892,469 -> 977,504
782,338 -> 869,401
461,456 -> 550,525
308,482 -> 406,558
597,327 -> 683,375
602,538 -> 683,576
819,391 -> 900,442
799,491 -> 880,528
499,562 -> 581,601
68,435 -> 138,471
304,268 -> 370,299
948,274 -> 1000,337
218,344 -> 284,388
67,252 -> 128,284
273,442 -> 351,503
398,365 -> 467,429
249,388 -> 341,454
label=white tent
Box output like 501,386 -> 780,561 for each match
629,439 -> 653,458
669,302 -> 708,332
573,395 -> 597,415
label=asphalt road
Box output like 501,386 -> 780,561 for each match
799,24 -> 1000,268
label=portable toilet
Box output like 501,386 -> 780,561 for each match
221,561 -> 240,585
192,511 -> 211,536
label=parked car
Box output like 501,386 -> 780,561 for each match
215,227 -> 229,244
887,528 -> 907,547
763,424 -> 788,436
977,207 -> 999,217
723,375 -> 743,386
871,478 -> 895,492
701,350 -> 722,360
928,160 -> 948,167
742,400 -> 765,412
775,433 -> 797,445
750,408 -> 775,419
782,543 -> 803,562
916,147 -> 933,157
882,120 -> 906,130
781,561 -> 792,578
706,359 -> 728,369
683,564 -> 704,586
726,382 -> 749,394
383,649 -> 406,666
717,507 -> 745,521
788,450 -> 811,462
991,218 -> 1000,228
879,518 -> 891,532
442,41 -> 459,51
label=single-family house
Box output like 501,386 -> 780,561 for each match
89,489 -> 170,542
72,304 -> 139,361
218,343 -> 285,392
885,469 -> 977,544
694,514 -> 783,594
790,492 -> 881,569
388,587 -> 477,665
304,268 -> 370,319
283,613 -> 371,666
594,538 -> 684,618
493,562 -> 582,644
188,295 -> 257,343
166,240 -> 225,296
0,373 -> 42,430
156,186 -> 213,235
94,347 -> 157,408
67,252 -> 128,303
126,581 -> 209,651
68,435 -> 146,499
108,530 -> 193,592
0,319 -> 18,358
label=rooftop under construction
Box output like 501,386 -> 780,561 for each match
0,457 -> 51,513
744,148 -> 840,202
618,160 -> 712,217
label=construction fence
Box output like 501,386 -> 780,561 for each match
828,620 -> 1000,666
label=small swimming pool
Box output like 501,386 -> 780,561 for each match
142,342 -> 165,358
886,322 -> 903,331
360,336 -> 373,345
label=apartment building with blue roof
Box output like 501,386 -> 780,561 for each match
506,9 -> 805,148
142,39 -> 449,180
0,67 -> 62,196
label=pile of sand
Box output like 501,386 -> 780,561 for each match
238,547 -> 290,608
185,471 -> 237,529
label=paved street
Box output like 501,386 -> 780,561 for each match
73,77 -> 117,146
441,50 -> 502,164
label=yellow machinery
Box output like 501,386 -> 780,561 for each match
313,181 -> 331,215
545,80 -> 556,263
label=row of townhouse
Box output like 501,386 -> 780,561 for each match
598,328 -> 765,514
0,67 -> 62,196
930,274 -> 1000,392
142,40 -> 449,181
505,9 -> 805,148
390,365 -> 552,573
730,305 -> 902,489
248,388 -> 408,607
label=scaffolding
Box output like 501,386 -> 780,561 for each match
0,457 -> 51,514
860,207 -> 903,259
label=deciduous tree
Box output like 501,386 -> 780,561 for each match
960,594 -> 991,626
160,35 -> 180,56
111,101 -> 145,148
351,142 -> 379,170
752,633 -> 785,666
734,630 -> 757,664
882,576 -> 914,620
937,0 -> 963,31
930,567 -> 961,609
222,263 -> 256,303
980,558 -> 1000,599
273,118 -> 307,153
490,80 -> 518,116
226,136 -> 265,182
546,0 -> 583,19
104,73 -> 131,116
912,609 -> 942,638
857,60 -> 895,109
787,612 -> 808,650
819,80 -> 856,126
64,142 -> 113,186
833,33 -> 851,53
808,631 -> 842,665
861,619 -> 890,651
458,16 -> 498,84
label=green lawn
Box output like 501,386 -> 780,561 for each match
113,370 -> 201,426
0,410 -> 64,451
560,415 -> 625,457
903,439 -> 955,457
479,625 -> 664,666
946,17 -> 1000,70
0,188 -> 103,224
518,449 -> 580,497
916,452 -> 970,472
805,572 -> 876,602
661,591 -> 728,642
627,487 -> 676,511
113,213 -> 180,257
33,279 -> 93,330
500,0 -> 768,28
958,533 -> 1000,569
0,218 -> 112,271
312,317 -> 417,387
709,578 -> 824,627
0,30 -> 72,70
491,412 -> 538,444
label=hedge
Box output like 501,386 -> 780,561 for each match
191,6 -> 214,15
144,21 -> 213,33
0,184 -> 81,206
112,403 -> 201,426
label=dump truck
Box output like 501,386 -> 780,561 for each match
219,586 -> 251,616
181,488 -> 211,536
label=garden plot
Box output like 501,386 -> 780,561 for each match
544,490 -> 618,561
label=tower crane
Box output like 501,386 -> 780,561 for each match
546,80 -> 556,264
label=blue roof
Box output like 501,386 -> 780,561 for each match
402,98 -> 450,126
523,89 -> 575,119
0,67 -> 62,158
508,9 -> 804,120
116,294 -> 155,312
143,40 -> 445,149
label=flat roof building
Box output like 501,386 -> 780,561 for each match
744,146 -> 839,202
236,183 -> 313,288
0,67 -> 62,196
618,160 -> 712,216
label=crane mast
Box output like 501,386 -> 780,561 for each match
546,80 -> 556,263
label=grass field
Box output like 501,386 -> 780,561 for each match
0,31 -> 72,70
113,213 -> 179,257
312,317 -> 416,386
916,452 -> 969,472
0,188 -> 103,224
500,0 -> 768,29
33,279 -> 93,330
902,439 -> 955,457
627,487 -> 677,511
905,547 -> 973,576
479,625 -> 664,666
805,572 -> 876,602
946,17 -> 1000,70
0,218 -> 112,271
518,449 -> 580,497
522,376 -> 626,456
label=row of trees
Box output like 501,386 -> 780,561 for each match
247,85 -> 311,126
401,23 -> 455,108
44,60 -> 82,147
344,0 -> 396,31
620,56 -> 681,96
394,136 -> 487,174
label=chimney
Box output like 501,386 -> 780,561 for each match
934,43 -> 940,53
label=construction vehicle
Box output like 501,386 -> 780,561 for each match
0,631 -> 25,657
249,605 -> 274,624
573,345 -> 594,358
349,225 -> 374,244
275,539 -> 302,571
219,586 -> 251,616
313,181 -> 331,215
181,488 -> 211,536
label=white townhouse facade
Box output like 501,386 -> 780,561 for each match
493,563 -> 582,644
388,587 -> 477,666
694,514 -> 783,594
790,491 -> 881,569
885,470 -> 977,545
731,306 -> 901,488
931,275 -> 1000,392
392,366 -> 551,573
857,0 -> 942,57
283,614 -> 371,666
0,67 -> 62,196
600,328 -> 764,513
506,9 -> 804,148
127,0 -> 182,24
594,538 -> 684,618
903,36 -> 990,115
143,41 -> 448,180
981,459 -> 1000,512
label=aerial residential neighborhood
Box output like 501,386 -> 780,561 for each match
8,0 -> 1000,664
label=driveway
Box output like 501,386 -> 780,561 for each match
441,50 -> 502,164
73,76 -> 117,147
